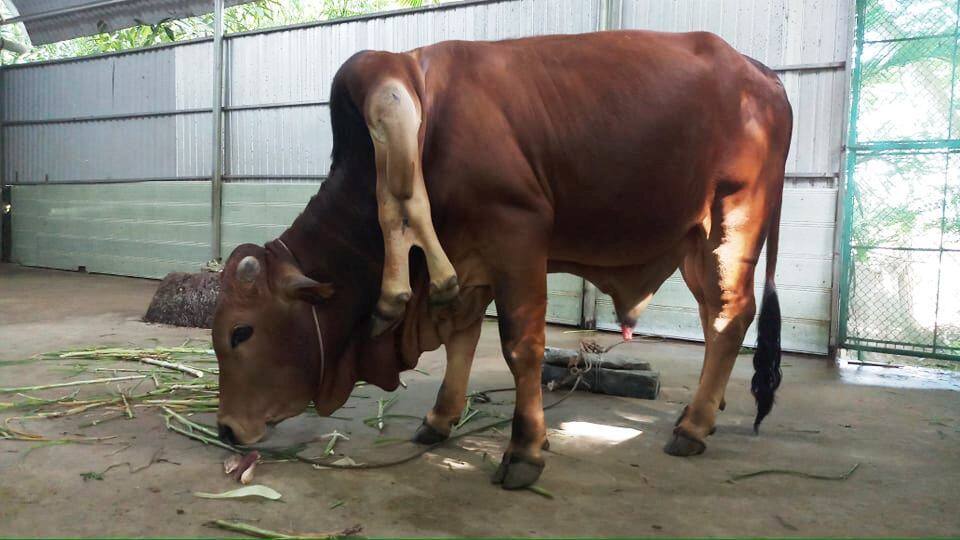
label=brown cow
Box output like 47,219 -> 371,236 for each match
212,30 -> 792,489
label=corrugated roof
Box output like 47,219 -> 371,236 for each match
4,0 -> 255,45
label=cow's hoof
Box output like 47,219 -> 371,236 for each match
411,421 -> 449,445
369,311 -> 402,337
674,405 -> 689,426
428,275 -> 460,305
491,452 -> 544,490
663,427 -> 706,457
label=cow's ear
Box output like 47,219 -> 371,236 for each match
282,274 -> 334,304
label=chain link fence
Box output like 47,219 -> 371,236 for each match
841,0 -> 960,360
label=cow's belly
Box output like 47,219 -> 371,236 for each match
545,165 -> 712,267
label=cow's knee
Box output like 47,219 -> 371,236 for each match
713,291 -> 756,335
429,274 -> 460,305
370,289 -> 410,336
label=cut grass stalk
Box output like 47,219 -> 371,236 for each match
361,413 -> 420,428
9,397 -> 126,421
58,348 -> 207,378
0,391 -> 80,412
137,357 -> 204,378
374,395 -> 398,432
454,408 -> 483,430
728,462 -> 860,483
0,423 -> 115,443
144,399 -> 219,407
164,415 -> 240,453
0,375 -> 147,395
206,520 -> 362,539
58,346 -> 213,358
119,392 -> 134,419
79,413 -> 128,428
322,431 -> 349,456
161,406 -> 219,439
204,520 -> 291,539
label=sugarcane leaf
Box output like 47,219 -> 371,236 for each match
194,485 -> 282,501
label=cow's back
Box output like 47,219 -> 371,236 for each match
406,31 -> 785,267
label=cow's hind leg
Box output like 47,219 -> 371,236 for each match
366,79 -> 459,336
665,188 -> 770,456
412,318 -> 483,444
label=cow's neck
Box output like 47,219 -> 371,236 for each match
279,173 -> 380,284
275,166 -> 411,394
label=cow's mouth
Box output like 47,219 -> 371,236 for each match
217,417 -> 268,446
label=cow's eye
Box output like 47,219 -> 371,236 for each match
230,325 -> 254,348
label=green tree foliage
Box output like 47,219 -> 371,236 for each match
852,0 -> 960,253
0,0 -> 435,64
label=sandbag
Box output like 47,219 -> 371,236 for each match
542,347 -> 660,400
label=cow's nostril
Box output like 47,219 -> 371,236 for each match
218,422 -> 236,444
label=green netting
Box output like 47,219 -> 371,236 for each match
858,37 -> 955,141
842,0 -> 960,360
862,0 -> 957,42
850,151 -> 952,249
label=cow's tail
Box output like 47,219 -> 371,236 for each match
751,197 -> 783,434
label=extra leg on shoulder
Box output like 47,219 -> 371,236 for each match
365,76 -> 459,336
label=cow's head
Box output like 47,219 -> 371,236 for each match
213,231 -> 408,446
214,242 -> 352,444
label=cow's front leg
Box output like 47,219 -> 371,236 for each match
489,259 -> 548,490
366,79 -> 458,336
412,318 -> 483,444
371,189 -> 414,334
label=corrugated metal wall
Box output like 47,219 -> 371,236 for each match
0,0 -> 850,351
2,40 -> 213,277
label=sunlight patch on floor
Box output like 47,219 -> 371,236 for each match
441,457 -> 475,470
558,421 -> 642,443
613,412 -> 659,425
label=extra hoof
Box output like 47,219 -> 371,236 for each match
542,438 -> 550,451
411,421 -> 449,445
428,275 -> 460,305
369,311 -> 402,337
663,427 -> 706,457
491,453 -> 544,490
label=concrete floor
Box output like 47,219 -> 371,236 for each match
1,263 -> 959,537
